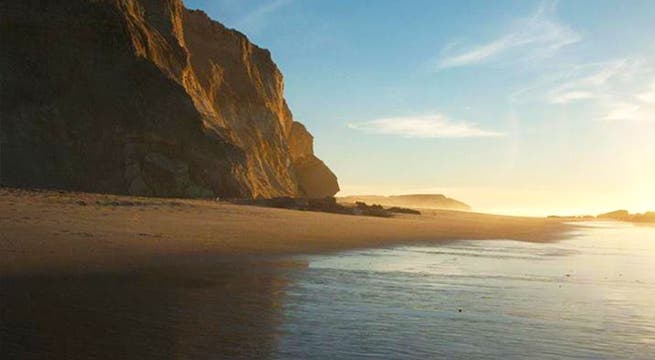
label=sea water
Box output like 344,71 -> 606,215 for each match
275,222 -> 655,359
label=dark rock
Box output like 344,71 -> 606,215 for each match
308,197 -> 351,214
231,197 -> 398,218
387,207 -> 421,215
354,202 -> 391,217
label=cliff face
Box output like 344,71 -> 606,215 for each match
0,0 -> 339,199
287,122 -> 339,198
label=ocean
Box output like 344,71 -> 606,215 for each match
275,222 -> 655,359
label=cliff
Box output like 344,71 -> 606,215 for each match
338,194 -> 472,211
597,210 -> 655,223
287,122 -> 339,198
0,0 -> 339,199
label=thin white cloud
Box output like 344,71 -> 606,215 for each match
637,82 -> 655,104
600,79 -> 655,122
601,102 -> 655,122
436,1 -> 580,69
438,37 -> 519,69
235,0 -> 292,34
532,58 -> 655,122
546,59 -> 642,104
509,57 -> 655,122
348,114 -> 503,138
549,91 -> 597,104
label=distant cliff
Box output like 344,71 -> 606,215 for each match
338,194 -> 471,211
0,0 -> 339,199
597,210 -> 655,223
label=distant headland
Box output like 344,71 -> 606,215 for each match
549,210 -> 655,224
338,194 -> 471,211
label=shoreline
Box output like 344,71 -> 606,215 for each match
0,188 -> 575,275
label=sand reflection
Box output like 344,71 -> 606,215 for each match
0,257 -> 302,359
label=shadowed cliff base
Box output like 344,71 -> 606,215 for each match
231,196 -> 421,218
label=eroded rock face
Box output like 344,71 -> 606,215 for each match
287,122 -> 339,198
0,0 -> 339,199
288,122 -> 314,159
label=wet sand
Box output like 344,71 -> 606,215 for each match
1,258 -> 299,359
0,188 -> 572,274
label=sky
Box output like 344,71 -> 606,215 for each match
185,0 -> 655,216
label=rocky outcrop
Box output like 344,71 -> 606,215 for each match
231,197 -> 404,218
287,122 -> 339,198
0,0 -> 338,199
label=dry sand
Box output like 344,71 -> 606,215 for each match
0,187 -> 574,274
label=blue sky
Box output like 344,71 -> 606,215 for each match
185,0 -> 655,215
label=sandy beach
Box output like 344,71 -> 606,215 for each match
0,187 -> 572,275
